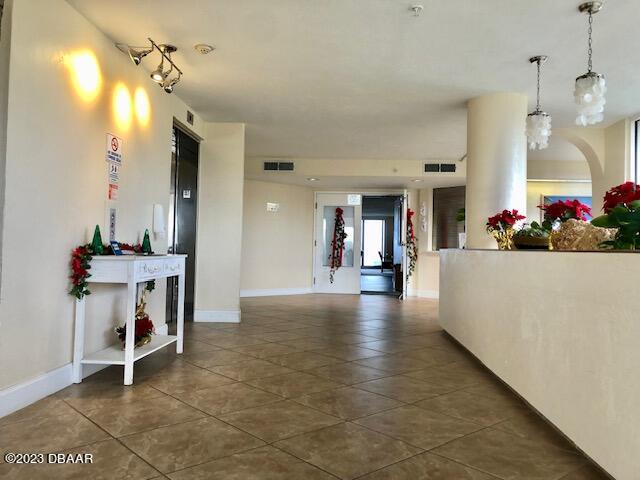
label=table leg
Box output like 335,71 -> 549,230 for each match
177,273 -> 185,354
123,281 -> 137,386
72,297 -> 86,383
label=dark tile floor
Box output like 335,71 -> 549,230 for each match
0,295 -> 609,479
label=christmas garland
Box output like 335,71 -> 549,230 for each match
406,208 -> 418,278
70,245 -> 93,299
328,207 -> 348,283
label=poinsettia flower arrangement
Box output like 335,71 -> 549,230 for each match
592,182 -> 640,250
602,181 -> 640,213
539,199 -> 591,230
486,209 -> 525,233
115,313 -> 155,347
486,209 -> 525,250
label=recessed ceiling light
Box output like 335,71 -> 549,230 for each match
412,179 -> 423,182
194,44 -> 215,55
307,177 -> 318,182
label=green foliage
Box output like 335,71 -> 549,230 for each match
591,200 -> 640,250
456,207 -> 465,223
514,221 -> 549,238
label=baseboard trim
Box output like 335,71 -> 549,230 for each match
194,309 -> 241,323
409,289 -> 440,299
240,287 -> 313,298
0,323 -> 169,419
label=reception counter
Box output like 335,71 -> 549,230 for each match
439,249 -> 639,480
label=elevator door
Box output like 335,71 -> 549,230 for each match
167,127 -> 199,322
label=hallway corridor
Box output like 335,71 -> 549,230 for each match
0,296 -> 605,479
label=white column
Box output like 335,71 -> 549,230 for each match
466,93 -> 528,249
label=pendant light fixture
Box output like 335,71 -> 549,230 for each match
526,55 -> 551,150
574,1 -> 606,126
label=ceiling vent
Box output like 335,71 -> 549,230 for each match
264,161 -> 294,172
424,163 -> 457,173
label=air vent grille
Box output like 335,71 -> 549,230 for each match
424,163 -> 457,173
263,161 -> 295,171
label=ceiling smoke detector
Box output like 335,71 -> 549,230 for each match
410,5 -> 424,16
194,43 -> 215,55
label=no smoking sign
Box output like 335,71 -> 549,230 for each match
106,133 -> 123,164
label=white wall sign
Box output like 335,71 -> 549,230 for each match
108,162 -> 120,184
266,202 -> 280,212
106,133 -> 123,164
347,194 -> 361,206
182,189 -> 191,199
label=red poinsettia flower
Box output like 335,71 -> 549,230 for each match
135,316 -> 155,338
602,182 -> 640,213
486,209 -> 525,232
539,199 -> 591,222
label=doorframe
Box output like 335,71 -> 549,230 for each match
312,190 -> 407,295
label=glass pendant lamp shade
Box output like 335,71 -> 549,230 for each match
526,55 -> 551,150
574,72 -> 606,126
575,2 -> 605,126
526,112 -> 552,150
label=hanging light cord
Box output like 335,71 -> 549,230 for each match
587,11 -> 593,72
536,59 -> 542,112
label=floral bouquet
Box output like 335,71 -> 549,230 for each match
486,209 -> 525,250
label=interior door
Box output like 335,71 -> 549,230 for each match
314,193 -> 362,294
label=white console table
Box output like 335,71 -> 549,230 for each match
73,254 -> 186,385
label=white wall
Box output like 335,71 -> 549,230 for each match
195,123 -> 245,321
439,249 -> 640,480
240,180 -> 314,296
0,0 -> 203,391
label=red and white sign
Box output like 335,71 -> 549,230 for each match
108,183 -> 119,200
106,133 -> 123,164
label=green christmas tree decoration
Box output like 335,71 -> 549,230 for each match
141,229 -> 153,254
91,225 -> 104,255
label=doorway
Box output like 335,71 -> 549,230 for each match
360,195 -> 403,295
166,126 -> 199,323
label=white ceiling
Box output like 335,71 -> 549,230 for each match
70,0 -> 640,161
